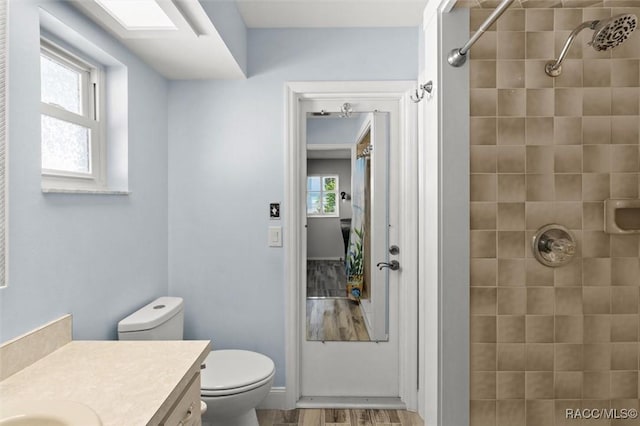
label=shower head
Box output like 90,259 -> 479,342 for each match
545,13 -> 638,77
591,13 -> 637,51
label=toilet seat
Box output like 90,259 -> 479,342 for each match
200,350 -> 275,397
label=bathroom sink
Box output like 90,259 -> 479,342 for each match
0,400 -> 102,426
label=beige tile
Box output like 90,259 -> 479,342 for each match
526,371 -> 554,399
582,116 -> 612,145
471,287 -> 498,315
498,203 -> 525,230
497,118 -> 525,145
497,343 -> 526,370
498,231 -> 525,258
525,343 -> 554,371
555,174 -> 582,201
527,287 -> 554,314
611,286 -> 639,314
498,258 -> 525,286
471,371 -> 497,399
555,31 -> 582,60
526,400 -> 554,426
526,88 -> 554,116
525,201 -> 555,230
471,202 -> 497,230
471,8 -> 497,32
472,31 -> 498,60
472,174 -> 497,201
472,258 -> 498,286
555,287 -> 583,315
471,315 -> 497,343
498,61 -> 525,89
611,314 -> 638,342
611,145 -> 639,172
583,145 -> 610,173
471,60 -> 497,89
610,371 -> 638,399
583,287 -> 611,314
554,202 -> 582,229
496,400 -> 525,426
498,315 -> 525,343
498,287 -> 527,314
554,8 -> 583,30
582,173 -> 610,201
527,174 -> 555,201
612,87 -> 640,115
611,234 -> 639,257
554,117 -> 582,145
555,343 -> 584,371
554,146 -> 581,173
471,230 -> 497,258
554,260 -> 583,286
496,371 -> 525,399
555,315 -> 583,343
470,400 -> 496,426
526,117 -> 554,145
526,146 -> 554,173
526,258 -> 555,286
554,371 -> 583,399
611,116 -> 640,145
471,146 -> 497,173
498,89 -> 526,116
583,87 -> 612,116
498,9 -> 524,31
584,343 -> 611,371
583,202 -> 605,231
582,231 -> 610,258
525,60 -> 554,88
526,9 -> 553,31
498,174 -> 526,201
611,343 -> 639,371
498,146 -> 525,173
472,342 -> 497,371
583,59 -> 612,87
583,257 -> 612,286
555,88 -> 583,116
611,59 -> 639,87
554,59 -> 584,87
498,31 -> 526,60
471,117 -> 498,146
526,31 -> 555,59
526,315 -> 554,343
611,258 -> 640,286
584,315 -> 611,343
610,173 -> 639,198
584,371 -> 612,399
471,89 -> 498,116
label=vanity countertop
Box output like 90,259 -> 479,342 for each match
0,340 -> 210,425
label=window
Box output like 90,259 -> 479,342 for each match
307,175 -> 339,217
40,38 -> 105,190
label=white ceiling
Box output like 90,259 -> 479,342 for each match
234,0 -> 428,28
71,0 -> 426,80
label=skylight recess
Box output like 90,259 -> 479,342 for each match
94,0 -> 178,31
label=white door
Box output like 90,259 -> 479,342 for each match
300,99 -> 400,398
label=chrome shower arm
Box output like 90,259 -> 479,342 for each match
545,20 -> 597,77
448,0 -> 516,67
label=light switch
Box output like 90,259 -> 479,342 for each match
268,226 -> 282,247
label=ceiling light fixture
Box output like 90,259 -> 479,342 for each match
94,0 -> 178,31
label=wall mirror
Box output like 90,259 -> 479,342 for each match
305,111 -> 390,342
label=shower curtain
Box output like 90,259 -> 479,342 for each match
346,156 -> 366,301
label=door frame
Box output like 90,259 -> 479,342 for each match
284,81 -> 419,409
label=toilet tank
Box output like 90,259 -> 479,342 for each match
118,297 -> 184,341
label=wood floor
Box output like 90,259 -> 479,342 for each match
307,259 -> 347,298
257,409 -> 424,426
306,299 -> 370,341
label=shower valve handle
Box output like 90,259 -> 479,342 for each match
377,260 -> 400,271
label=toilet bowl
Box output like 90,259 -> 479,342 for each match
200,350 -> 275,426
117,297 -> 275,426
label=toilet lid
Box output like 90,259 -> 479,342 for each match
201,350 -> 275,391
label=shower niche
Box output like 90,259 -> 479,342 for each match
605,199 -> 640,234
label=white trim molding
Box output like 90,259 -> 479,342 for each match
284,81 -> 419,410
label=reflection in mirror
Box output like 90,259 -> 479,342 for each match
305,112 -> 389,342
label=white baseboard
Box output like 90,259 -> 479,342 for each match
257,387 -> 287,409
307,257 -> 343,261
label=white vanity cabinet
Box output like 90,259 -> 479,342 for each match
161,372 -> 202,426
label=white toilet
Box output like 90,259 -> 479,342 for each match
118,297 -> 275,426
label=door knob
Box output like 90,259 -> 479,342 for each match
377,260 -> 400,271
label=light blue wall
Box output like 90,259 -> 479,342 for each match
168,27 -> 418,386
0,0 -> 169,342
307,116 -> 363,145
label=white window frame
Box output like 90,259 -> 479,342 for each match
306,174 -> 339,218
40,38 -> 106,191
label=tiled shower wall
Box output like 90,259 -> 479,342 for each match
469,6 -> 640,426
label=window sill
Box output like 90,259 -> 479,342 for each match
42,188 -> 130,195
